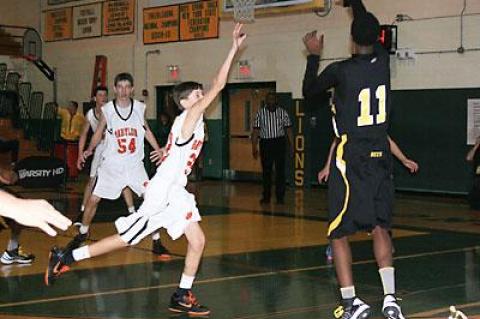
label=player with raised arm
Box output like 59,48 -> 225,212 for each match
46,23 -> 247,316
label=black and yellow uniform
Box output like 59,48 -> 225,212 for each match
303,42 -> 393,239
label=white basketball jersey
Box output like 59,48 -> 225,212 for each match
157,111 -> 204,186
102,99 -> 146,165
86,108 -> 101,132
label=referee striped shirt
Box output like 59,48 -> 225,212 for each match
253,106 -> 292,139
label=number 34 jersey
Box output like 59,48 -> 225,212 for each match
156,111 -> 204,187
102,99 -> 146,165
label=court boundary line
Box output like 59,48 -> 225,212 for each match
0,245 -> 478,309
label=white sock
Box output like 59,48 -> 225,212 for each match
179,273 -> 195,289
379,267 -> 395,295
79,225 -> 89,234
7,238 -> 19,251
128,206 -> 136,214
80,205 -> 85,212
72,246 -> 91,261
152,232 -> 160,241
340,286 -> 356,299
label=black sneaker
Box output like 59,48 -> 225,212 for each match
0,247 -> 35,265
152,239 -> 171,261
168,289 -> 210,316
44,247 -> 71,286
334,297 -> 371,319
382,295 -> 405,319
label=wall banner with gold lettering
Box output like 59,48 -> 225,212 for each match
44,8 -> 73,42
73,3 -> 102,39
143,5 -> 180,44
103,0 -> 135,36
179,0 -> 218,41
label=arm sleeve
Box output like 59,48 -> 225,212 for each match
350,0 -> 367,20
302,55 -> 339,99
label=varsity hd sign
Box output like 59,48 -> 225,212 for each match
15,157 -> 65,188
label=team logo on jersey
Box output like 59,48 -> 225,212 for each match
115,127 -> 138,138
185,212 -> 193,220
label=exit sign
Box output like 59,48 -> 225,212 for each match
379,25 -> 397,54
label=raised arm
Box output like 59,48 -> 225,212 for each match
348,0 -> 368,20
302,31 -> 338,99
181,23 -> 246,140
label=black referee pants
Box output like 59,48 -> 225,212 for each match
259,136 -> 286,201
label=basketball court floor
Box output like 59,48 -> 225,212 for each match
0,180 -> 479,319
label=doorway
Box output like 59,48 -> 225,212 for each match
222,82 -> 276,179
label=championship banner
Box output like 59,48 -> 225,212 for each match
44,7 -> 73,41
179,0 -> 218,41
103,0 -> 135,36
73,3 -> 102,39
15,157 -> 65,188
143,5 -> 180,44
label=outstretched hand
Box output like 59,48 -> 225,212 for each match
5,198 -> 71,236
233,23 -> 247,51
303,30 -> 324,56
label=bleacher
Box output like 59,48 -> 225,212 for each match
0,62 -> 58,166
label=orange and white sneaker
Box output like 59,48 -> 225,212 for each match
168,289 -> 210,316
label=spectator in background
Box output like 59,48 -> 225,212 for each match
58,101 -> 85,141
156,112 -> 172,147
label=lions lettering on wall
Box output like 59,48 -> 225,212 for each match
294,100 -> 305,187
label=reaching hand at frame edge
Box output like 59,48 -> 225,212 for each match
232,23 -> 247,52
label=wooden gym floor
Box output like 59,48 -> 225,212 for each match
0,179 -> 480,319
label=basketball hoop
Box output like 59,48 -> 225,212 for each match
232,0 -> 256,23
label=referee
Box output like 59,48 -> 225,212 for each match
252,92 -> 293,204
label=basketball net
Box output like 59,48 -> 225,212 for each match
232,0 -> 256,23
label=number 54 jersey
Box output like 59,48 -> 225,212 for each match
102,99 -> 146,166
